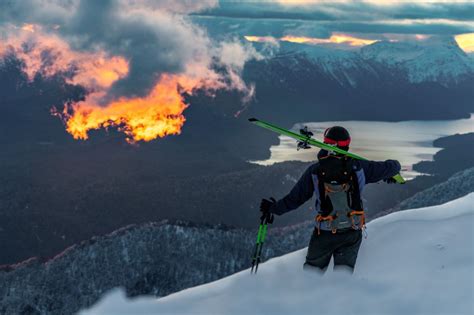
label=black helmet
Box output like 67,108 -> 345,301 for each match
323,126 -> 351,150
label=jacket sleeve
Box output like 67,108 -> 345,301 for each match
270,165 -> 315,215
359,159 -> 401,184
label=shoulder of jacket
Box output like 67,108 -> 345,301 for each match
350,158 -> 364,171
307,162 -> 320,175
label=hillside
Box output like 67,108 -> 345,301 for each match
83,193 -> 474,315
396,167 -> 474,210
0,220 -> 314,315
2,165 -> 473,314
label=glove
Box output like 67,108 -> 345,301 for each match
260,198 -> 276,223
384,177 -> 397,184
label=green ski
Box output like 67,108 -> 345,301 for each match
248,118 -> 406,184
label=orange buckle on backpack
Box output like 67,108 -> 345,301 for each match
348,210 -> 365,230
315,214 -> 337,235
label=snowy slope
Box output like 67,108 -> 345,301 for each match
272,42 -> 377,88
360,37 -> 474,84
256,37 -> 474,89
83,193 -> 474,315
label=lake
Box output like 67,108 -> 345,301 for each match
252,114 -> 474,180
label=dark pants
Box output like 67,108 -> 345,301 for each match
304,228 -> 362,272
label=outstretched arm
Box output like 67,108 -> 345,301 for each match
270,166 -> 315,215
359,159 -> 401,184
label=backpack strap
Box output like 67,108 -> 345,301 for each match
316,214 -> 337,235
347,172 -> 365,230
347,170 -> 362,210
317,175 -> 333,216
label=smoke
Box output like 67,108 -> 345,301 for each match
0,0 -> 261,142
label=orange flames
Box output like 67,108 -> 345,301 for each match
245,33 -> 378,47
1,25 -> 224,143
62,74 -> 190,142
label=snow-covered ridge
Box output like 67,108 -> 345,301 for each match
360,37 -> 474,84
264,37 -> 474,87
83,193 -> 474,315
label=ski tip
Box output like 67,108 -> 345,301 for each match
248,118 -> 258,122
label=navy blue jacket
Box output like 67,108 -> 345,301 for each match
270,150 -> 401,215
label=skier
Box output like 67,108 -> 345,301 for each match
259,126 -> 401,272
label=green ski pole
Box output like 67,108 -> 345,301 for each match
251,214 -> 273,274
253,223 -> 268,273
250,217 -> 265,274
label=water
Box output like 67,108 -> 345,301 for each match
252,114 -> 474,180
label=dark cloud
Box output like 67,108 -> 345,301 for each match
194,1 -> 474,36
0,0 -> 257,101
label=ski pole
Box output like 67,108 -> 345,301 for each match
250,214 -> 273,274
253,222 -> 268,273
250,217 -> 265,274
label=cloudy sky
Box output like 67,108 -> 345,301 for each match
0,0 -> 472,142
192,0 -> 474,51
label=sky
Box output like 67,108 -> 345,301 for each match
193,0 -> 474,51
0,0 -> 472,142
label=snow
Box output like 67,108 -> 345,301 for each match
82,194 -> 474,315
360,38 -> 474,84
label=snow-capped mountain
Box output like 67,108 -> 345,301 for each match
82,193 -> 474,315
360,37 -> 474,84
252,37 -> 474,88
244,37 -> 474,122
263,42 -> 378,88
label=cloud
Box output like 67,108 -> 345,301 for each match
123,0 -> 219,14
0,0 -> 261,142
195,1 -> 474,36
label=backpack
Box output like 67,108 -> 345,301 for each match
315,154 -> 365,234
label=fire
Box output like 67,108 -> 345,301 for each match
2,25 -> 254,143
1,26 -> 189,142
63,74 -> 189,142
455,33 -> 474,53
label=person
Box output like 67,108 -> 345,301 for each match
260,126 -> 401,273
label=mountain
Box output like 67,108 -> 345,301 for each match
1,37 -> 473,267
82,193 -> 474,315
413,133 -> 474,176
360,37 -> 474,85
396,166 -> 474,211
243,38 -> 474,123
0,220 -> 314,315
3,172 -> 473,314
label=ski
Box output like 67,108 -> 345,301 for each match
248,118 -> 406,184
